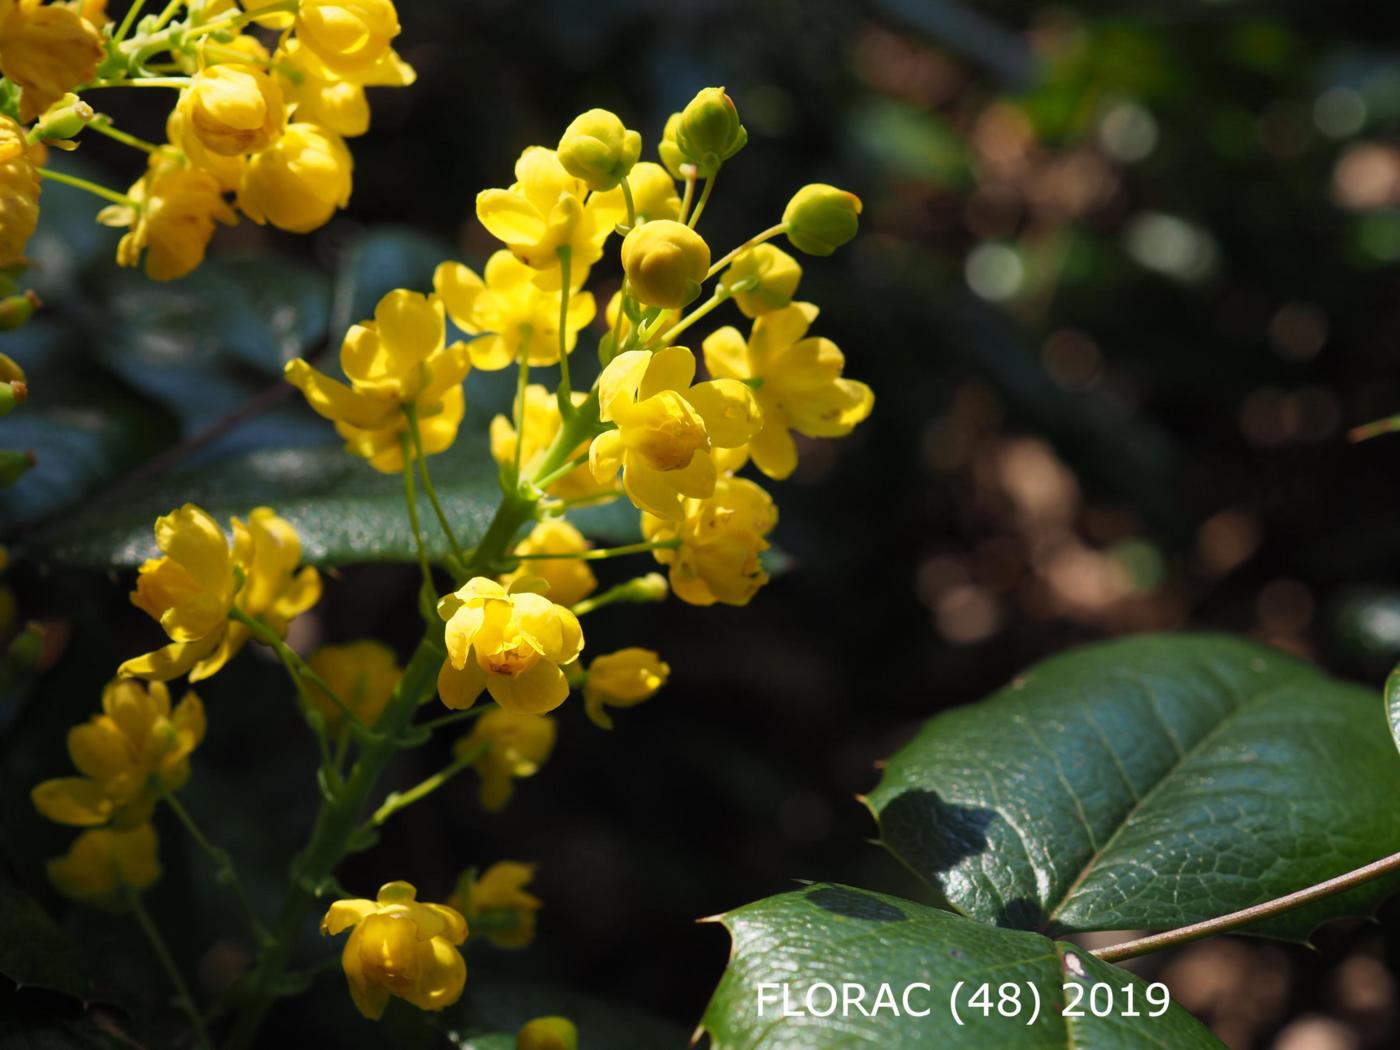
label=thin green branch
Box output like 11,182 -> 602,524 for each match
37,167 -> 135,207
369,742 -> 488,827
155,779 -> 269,943
404,404 -> 466,563
555,245 -> 574,413
416,705 -> 495,735
400,431 -> 435,591
126,887 -> 212,1050
688,172 -> 716,228
510,538 -> 678,563
707,222 -> 788,278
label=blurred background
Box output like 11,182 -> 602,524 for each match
6,1 -> 1400,1047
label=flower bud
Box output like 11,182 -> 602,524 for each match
34,94 -> 94,144
783,184 -> 862,256
0,291 -> 39,333
621,219 -> 710,309
0,449 -> 34,486
583,647 -> 669,729
720,243 -> 802,317
657,112 -> 688,179
516,1016 -> 579,1050
674,87 -> 747,177
238,123 -> 352,233
557,108 -> 641,192
0,114 -> 41,267
178,64 -> 286,157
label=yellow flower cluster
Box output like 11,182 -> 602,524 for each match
32,501 -> 319,910
0,0 -> 413,279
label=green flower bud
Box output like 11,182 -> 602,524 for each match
35,94 -> 94,145
783,183 -> 863,256
672,87 -> 747,178
621,219 -> 711,309
6,621 -> 46,674
657,112 -> 688,179
557,108 -> 641,192
0,449 -> 35,486
720,243 -> 803,317
0,290 -> 39,332
516,1016 -> 578,1050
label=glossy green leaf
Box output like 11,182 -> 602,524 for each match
332,227 -> 453,335
699,884 -> 1221,1048
29,443 -> 630,569
0,883 -> 113,1006
867,634 -> 1400,939
0,325 -> 178,533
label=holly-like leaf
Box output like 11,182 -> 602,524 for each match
0,325 -> 178,534
867,634 -> 1400,939
0,883 -> 114,1007
699,884 -> 1222,1048
28,443 -> 631,569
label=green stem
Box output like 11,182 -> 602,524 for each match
127,887 -> 212,1050
688,172 -> 716,228
555,246 -> 574,413
678,167 -> 698,225
619,175 -> 636,229
512,342 -> 531,481
229,609 -> 363,734
1091,847 -> 1400,963
37,168 -> 135,208
369,742 -> 487,827
400,432 -> 434,591
223,634 -> 446,1050
85,77 -> 193,89
114,0 -> 148,44
511,539 -> 678,563
404,405 -> 466,564
529,390 -> 603,490
532,449 -> 591,492
150,0 -> 185,31
649,287 -> 731,348
415,705 -> 494,735
88,116 -> 161,154
707,223 -> 787,278
156,779 -> 269,943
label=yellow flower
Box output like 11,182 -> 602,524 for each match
99,153 -> 238,282
475,146 -> 621,287
294,0 -> 401,76
166,108 -> 245,192
642,475 -> 776,606
593,160 -> 679,226
454,707 -> 556,811
32,680 -> 205,828
285,289 -> 470,472
583,648 -> 668,729
557,108 -> 641,192
0,115 -> 40,267
119,504 -> 321,682
719,243 -> 802,318
321,881 -> 467,1021
176,64 -> 286,157
0,0 -> 102,122
589,345 -> 760,520
47,824 -> 160,912
620,219 -> 710,309
488,385 -> 616,502
783,183 -> 862,256
702,302 -> 873,480
517,1017 -> 579,1050
306,640 -> 401,732
501,520 -> 597,608
237,122 -> 353,233
276,37 -> 415,138
433,251 -> 596,371
436,578 -> 584,714
449,861 -> 541,949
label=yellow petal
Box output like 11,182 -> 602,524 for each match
32,778 -> 113,826
684,378 -> 761,448
438,657 -> 486,711
285,358 -> 395,429
484,660 -> 570,715
639,345 -> 696,400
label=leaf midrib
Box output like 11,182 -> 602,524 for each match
1043,658 -> 1285,926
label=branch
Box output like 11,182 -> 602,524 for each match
1090,847 -> 1400,963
